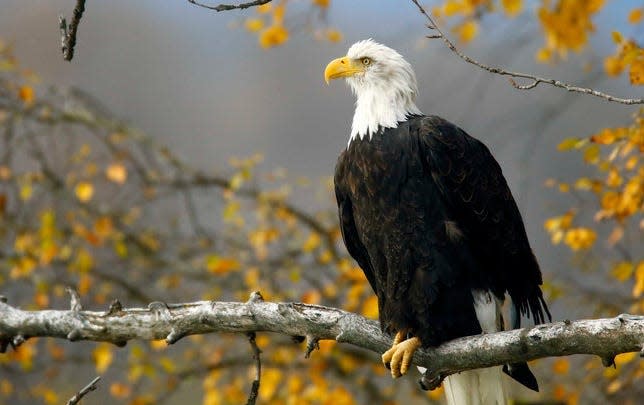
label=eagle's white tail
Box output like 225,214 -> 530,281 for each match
443,367 -> 507,405
442,290 -> 507,404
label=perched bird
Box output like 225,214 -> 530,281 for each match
325,39 -> 550,404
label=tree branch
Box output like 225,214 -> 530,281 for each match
186,0 -> 273,12
59,0 -> 87,61
1,293 -> 643,389
66,376 -> 101,405
410,0 -> 644,105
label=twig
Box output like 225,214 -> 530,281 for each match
59,0 -> 87,61
66,376 -> 101,405
245,332 -> 262,405
410,0 -> 643,105
187,0 -> 272,12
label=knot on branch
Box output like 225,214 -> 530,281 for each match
166,327 -> 187,345
304,335 -> 320,358
247,291 -> 264,304
601,355 -> 616,368
66,287 -> 83,312
107,299 -> 123,315
419,371 -> 444,391
148,301 -> 172,322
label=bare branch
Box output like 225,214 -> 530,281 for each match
1,297 -> 643,389
66,376 -> 101,405
410,0 -> 644,105
187,0 -> 273,12
246,332 -> 261,405
59,0 -> 87,61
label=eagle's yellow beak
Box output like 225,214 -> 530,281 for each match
324,56 -> 364,84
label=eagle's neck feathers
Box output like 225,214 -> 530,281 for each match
349,80 -> 421,144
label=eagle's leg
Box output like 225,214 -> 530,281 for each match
382,331 -> 422,378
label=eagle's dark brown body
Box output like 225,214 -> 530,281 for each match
334,115 -> 549,348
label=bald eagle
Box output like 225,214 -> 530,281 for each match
325,40 -> 550,404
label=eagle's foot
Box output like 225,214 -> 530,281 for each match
381,332 -> 421,378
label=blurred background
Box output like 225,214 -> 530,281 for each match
0,0 -> 642,404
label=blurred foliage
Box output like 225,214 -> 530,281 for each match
1,0 -> 644,404
0,40 -> 431,404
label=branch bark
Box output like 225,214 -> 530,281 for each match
59,0 -> 87,61
1,294 -> 642,389
186,0 -> 272,12
66,376 -> 101,405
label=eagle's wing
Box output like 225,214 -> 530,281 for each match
418,115 -> 550,325
335,181 -> 378,294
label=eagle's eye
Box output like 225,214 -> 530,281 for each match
361,57 -> 371,66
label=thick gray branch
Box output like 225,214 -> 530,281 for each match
1,296 -> 642,387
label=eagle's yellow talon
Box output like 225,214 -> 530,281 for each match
382,333 -> 421,379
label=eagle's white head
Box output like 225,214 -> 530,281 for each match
324,39 -> 422,143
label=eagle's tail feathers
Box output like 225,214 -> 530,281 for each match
503,362 -> 539,392
444,367 -> 507,405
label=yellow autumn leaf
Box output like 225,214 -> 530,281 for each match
206,255 -> 240,275
106,163 -> 127,184
272,3 -> 286,24
552,358 -> 570,375
114,239 -> 128,258
455,21 -> 478,42
629,58 -> 644,85
318,249 -> 333,264
229,172 -> 244,190
326,28 -> 343,43
159,356 -> 176,373
583,144 -> 601,163
245,18 -> 264,32
110,382 -> 131,399
563,228 -> 596,251
0,165 -> 11,180
19,182 -> 32,201
591,128 -> 618,144
557,137 -> 582,151
536,47 -> 552,63
0,380 -> 13,395
93,343 -> 113,373
149,339 -> 167,351
574,178 -> 593,190
34,291 -> 49,308
259,368 -> 282,399
313,0 -> 329,8
361,295 -> 379,319
611,261 -> 634,282
94,216 -> 114,238
301,289 -> 321,304
501,0 -> 522,17
18,85 -> 34,105
303,232 -> 321,252
78,273 -> 92,295
611,31 -> 623,44
71,248 -> 94,273
222,200 -> 240,222
75,181 -> 94,202
628,8 -> 643,24
259,24 -> 289,48
604,55 -> 624,76
41,389 -> 58,405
